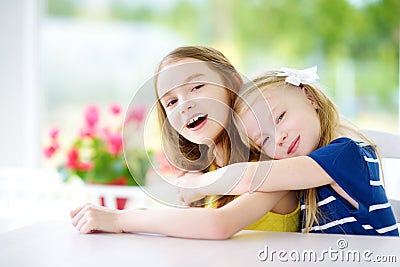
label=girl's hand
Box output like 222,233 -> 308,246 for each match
176,171 -> 205,206
70,203 -> 123,234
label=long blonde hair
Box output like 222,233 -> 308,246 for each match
154,46 -> 252,207
234,71 -> 378,232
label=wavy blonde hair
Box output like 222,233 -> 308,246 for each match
234,71 -> 378,232
154,46 -> 253,208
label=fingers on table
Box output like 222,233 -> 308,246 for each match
71,203 -> 97,233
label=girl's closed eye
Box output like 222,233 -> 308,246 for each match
276,112 -> 286,124
191,84 -> 205,92
261,136 -> 269,147
255,136 -> 269,148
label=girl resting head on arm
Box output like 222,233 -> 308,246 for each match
178,67 -> 399,236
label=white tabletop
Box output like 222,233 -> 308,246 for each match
0,221 -> 399,267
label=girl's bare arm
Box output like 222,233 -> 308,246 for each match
70,190 -> 289,240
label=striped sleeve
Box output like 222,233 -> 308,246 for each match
307,138 -> 372,216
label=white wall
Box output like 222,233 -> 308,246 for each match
0,0 -> 42,168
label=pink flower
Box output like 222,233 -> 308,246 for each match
66,147 -> 94,171
79,127 -> 95,138
43,131 -> 60,158
77,161 -> 94,172
49,128 -> 59,139
106,132 -> 123,156
85,105 -> 99,129
44,145 -> 57,158
66,148 -> 79,169
110,104 -> 121,116
126,104 -> 147,129
81,105 -> 100,137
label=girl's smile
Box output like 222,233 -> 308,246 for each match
186,113 -> 208,131
287,135 -> 300,155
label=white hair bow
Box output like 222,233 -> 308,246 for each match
276,66 -> 319,86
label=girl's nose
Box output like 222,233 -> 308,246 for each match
179,99 -> 195,114
276,131 -> 288,146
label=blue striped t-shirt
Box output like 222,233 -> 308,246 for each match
302,137 -> 399,236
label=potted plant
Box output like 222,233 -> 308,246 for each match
44,103 -> 152,209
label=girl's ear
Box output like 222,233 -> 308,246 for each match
301,86 -> 318,110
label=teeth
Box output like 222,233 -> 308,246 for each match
187,114 -> 207,126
